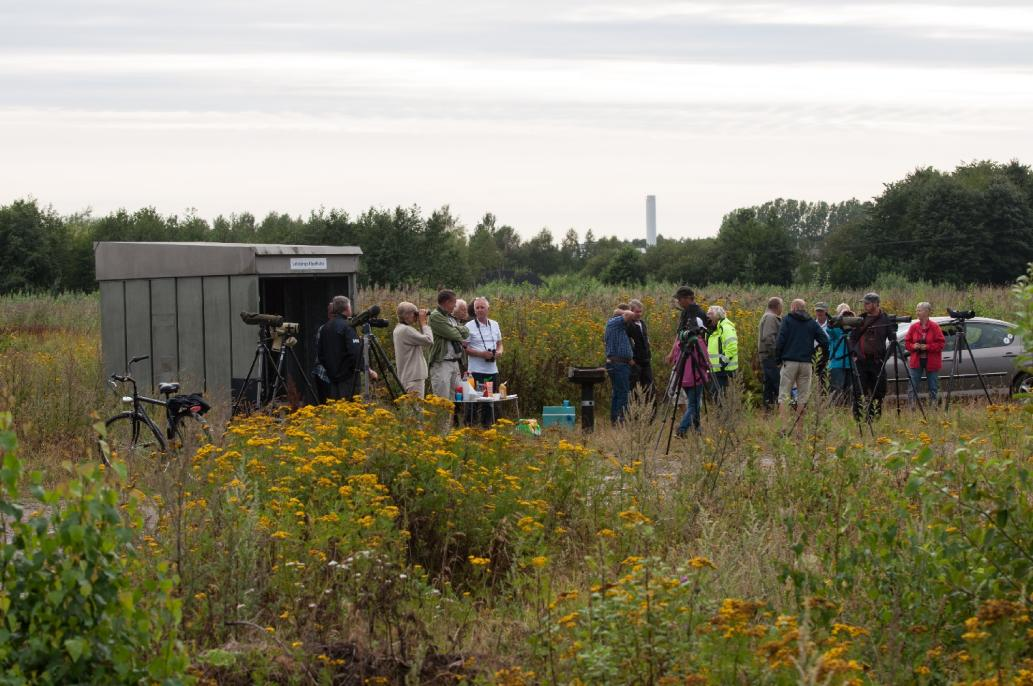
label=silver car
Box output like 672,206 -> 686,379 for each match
881,317 -> 1029,399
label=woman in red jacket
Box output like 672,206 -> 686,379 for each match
904,301 -> 946,404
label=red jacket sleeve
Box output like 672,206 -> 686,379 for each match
904,323 -> 920,353
926,322 -> 945,354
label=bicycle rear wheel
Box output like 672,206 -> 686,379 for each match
101,411 -> 166,466
171,413 -> 213,453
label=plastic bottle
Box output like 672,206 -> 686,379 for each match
455,386 -> 463,402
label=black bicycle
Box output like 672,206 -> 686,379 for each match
100,355 -> 212,467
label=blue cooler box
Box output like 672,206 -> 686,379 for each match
542,401 -> 576,429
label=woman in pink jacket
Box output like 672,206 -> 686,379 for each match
904,301 -> 946,403
665,330 -> 712,437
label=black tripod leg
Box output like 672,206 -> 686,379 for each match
371,337 -> 403,400
944,337 -> 963,412
962,337 -> 993,403
232,346 -> 264,414
286,345 -> 320,405
893,347 -> 901,416
665,385 -> 681,456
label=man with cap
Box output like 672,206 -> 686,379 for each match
674,286 -> 708,335
813,302 -> 831,395
848,292 -> 896,423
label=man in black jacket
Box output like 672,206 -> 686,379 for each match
775,299 -> 829,434
626,299 -> 654,400
849,292 -> 896,422
318,295 -> 361,401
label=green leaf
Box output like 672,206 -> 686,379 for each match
198,648 -> 237,667
64,637 -> 88,662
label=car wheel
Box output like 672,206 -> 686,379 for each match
1012,373 -> 1033,398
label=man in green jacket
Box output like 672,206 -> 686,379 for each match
428,289 -> 469,400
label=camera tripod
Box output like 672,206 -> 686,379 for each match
233,325 -> 319,414
358,323 -> 404,402
941,318 -> 992,410
654,331 -> 715,456
846,320 -> 926,436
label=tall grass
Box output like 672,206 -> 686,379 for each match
0,280 -> 1018,472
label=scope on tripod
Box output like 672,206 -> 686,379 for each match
240,311 -> 284,327
947,308 -> 976,320
350,304 -> 389,328
829,315 -> 864,330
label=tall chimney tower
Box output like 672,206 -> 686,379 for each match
646,195 -> 656,247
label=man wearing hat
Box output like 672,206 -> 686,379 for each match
813,302 -> 831,395
674,286 -> 707,335
848,292 -> 896,422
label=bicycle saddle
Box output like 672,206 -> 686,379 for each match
159,382 -> 181,395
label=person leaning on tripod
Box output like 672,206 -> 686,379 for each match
393,301 -> 434,398
849,292 -> 896,422
904,301 -> 945,404
758,297 -> 783,409
666,324 -> 711,437
775,299 -> 829,435
318,295 -> 361,401
706,305 -> 738,395
428,289 -> 470,400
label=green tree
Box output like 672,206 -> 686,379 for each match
600,246 -> 645,285
560,228 -> 582,272
714,209 -> 796,285
468,217 -> 503,283
0,200 -> 67,293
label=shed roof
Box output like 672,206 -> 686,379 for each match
95,242 -> 362,281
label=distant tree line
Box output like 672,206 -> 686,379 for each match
1,160 -> 1031,294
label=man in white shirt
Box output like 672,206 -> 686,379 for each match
465,297 -> 504,424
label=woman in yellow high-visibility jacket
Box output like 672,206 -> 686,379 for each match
707,305 -> 738,396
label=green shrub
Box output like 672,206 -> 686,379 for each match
0,413 -> 189,685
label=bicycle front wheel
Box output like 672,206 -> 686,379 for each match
102,411 -> 166,466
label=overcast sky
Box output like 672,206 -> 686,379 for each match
2,1 -> 1032,240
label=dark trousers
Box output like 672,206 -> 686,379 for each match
854,359 -> 886,422
327,376 -> 357,401
630,363 -> 655,399
814,348 -> 829,395
761,357 -> 780,408
470,372 -> 499,426
710,371 -> 734,404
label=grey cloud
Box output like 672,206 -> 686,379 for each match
3,1 -> 1032,68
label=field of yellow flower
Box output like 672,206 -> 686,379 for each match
1,284 -> 1031,684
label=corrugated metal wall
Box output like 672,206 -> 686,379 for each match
100,275 -> 258,397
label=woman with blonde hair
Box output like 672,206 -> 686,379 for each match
827,303 -> 854,404
392,301 -> 434,397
